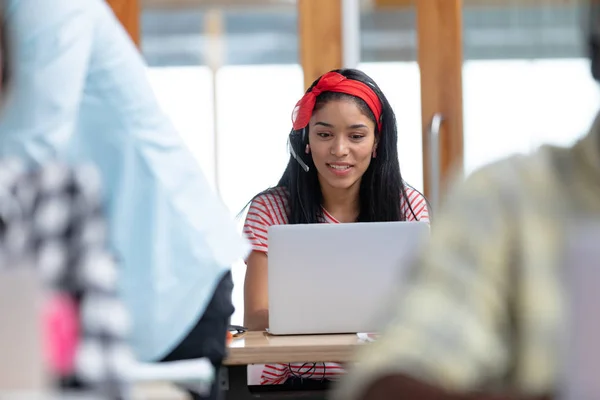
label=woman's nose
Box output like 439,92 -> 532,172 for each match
330,137 -> 349,157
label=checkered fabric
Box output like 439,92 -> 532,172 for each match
0,159 -> 133,399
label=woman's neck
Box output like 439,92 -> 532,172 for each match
320,181 -> 361,223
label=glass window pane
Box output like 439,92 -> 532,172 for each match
146,66 -> 216,187
215,5 -> 300,325
141,3 -> 301,325
142,5 -> 216,183
358,62 -> 423,193
217,65 -> 303,324
142,8 -> 206,66
216,65 -> 303,214
462,1 -> 600,175
359,4 -> 423,193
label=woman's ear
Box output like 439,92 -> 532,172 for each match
372,138 -> 379,158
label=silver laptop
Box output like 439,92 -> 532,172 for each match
267,221 -> 429,335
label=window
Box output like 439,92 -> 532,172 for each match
142,4 -> 300,325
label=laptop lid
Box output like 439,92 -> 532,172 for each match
267,221 -> 429,335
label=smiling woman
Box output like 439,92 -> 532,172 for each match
308,94 -> 380,222
241,68 -> 430,385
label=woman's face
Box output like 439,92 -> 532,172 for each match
308,99 -> 377,193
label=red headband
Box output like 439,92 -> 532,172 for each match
291,72 -> 383,132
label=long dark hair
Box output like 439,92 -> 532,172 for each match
588,0 -> 600,81
244,68 -> 422,224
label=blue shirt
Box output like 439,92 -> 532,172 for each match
1,0 -> 249,361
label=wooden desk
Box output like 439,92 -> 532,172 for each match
225,331 -> 363,365
220,332 -> 365,400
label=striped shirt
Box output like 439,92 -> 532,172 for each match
243,185 -> 430,385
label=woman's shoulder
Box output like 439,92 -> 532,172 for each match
403,185 -> 426,201
250,186 -> 289,210
401,184 -> 430,222
247,186 -> 290,224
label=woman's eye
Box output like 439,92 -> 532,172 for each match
350,134 -> 365,140
317,132 -> 331,138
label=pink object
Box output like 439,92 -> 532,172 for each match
42,293 -> 79,375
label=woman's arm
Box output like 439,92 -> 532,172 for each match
244,250 -> 269,331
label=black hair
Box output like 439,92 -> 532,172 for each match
588,0 -> 600,81
0,19 -> 7,86
242,68 -> 426,224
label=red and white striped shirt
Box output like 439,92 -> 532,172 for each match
243,185 -> 430,385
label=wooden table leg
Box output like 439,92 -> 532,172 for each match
220,366 -> 253,400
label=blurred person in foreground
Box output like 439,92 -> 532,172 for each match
0,1 -> 248,399
332,1 -> 600,399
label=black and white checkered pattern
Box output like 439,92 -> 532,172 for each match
0,159 -> 133,399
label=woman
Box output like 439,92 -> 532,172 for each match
243,68 -> 429,385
